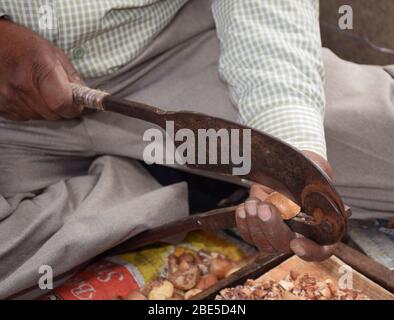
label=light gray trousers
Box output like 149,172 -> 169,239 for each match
0,0 -> 393,299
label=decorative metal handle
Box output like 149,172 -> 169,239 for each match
70,83 -> 110,110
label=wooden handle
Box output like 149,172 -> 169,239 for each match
71,83 -> 109,110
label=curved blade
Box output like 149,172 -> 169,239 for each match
72,85 -> 348,245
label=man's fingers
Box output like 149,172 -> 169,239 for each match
0,110 -> 26,121
290,237 -> 337,262
57,50 -> 85,85
4,84 -> 58,121
235,204 -> 253,245
244,199 -> 274,252
38,64 -> 81,119
237,197 -> 296,253
256,203 -> 296,253
57,50 -> 86,114
0,100 -> 29,121
0,20 -> 84,121
11,91 -> 46,120
21,87 -> 61,121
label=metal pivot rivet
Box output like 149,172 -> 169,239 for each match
321,219 -> 333,233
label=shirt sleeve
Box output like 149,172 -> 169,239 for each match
0,11 -> 10,19
212,0 -> 327,159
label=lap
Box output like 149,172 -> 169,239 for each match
0,156 -> 188,299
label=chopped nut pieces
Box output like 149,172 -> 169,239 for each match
168,253 -> 200,291
196,274 -> 218,290
216,273 -> 370,300
209,256 -> 233,279
147,279 -> 174,300
139,249 -> 240,300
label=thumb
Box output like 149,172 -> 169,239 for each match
39,63 -> 82,118
56,48 -> 85,85
290,237 -> 337,262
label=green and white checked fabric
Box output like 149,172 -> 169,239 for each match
1,0 -> 188,77
0,0 -> 327,159
213,0 -> 326,159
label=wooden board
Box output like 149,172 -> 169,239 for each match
255,255 -> 393,300
191,253 -> 291,300
193,243 -> 394,300
334,242 -> 394,293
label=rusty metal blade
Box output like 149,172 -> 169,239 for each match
72,85 -> 348,245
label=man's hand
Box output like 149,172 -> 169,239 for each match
236,151 -> 338,261
0,19 -> 83,121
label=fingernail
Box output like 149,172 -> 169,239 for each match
237,208 -> 246,219
258,204 -> 272,222
292,244 -> 306,257
245,200 -> 257,216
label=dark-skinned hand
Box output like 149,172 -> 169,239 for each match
236,150 -> 338,261
0,19 -> 83,121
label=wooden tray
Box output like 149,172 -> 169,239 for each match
192,243 -> 394,300
255,255 -> 393,300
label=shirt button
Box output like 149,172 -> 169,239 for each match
73,47 -> 85,59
